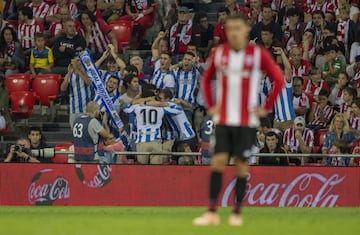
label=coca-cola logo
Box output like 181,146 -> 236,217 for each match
221,173 -> 346,208
28,169 -> 70,205
75,164 -> 112,188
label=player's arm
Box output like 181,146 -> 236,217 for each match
260,46 -> 285,112
174,99 -> 192,108
152,31 -> 165,60
201,48 -> 216,110
60,64 -> 73,92
95,49 -> 110,68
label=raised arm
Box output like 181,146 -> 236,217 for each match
152,31 -> 165,60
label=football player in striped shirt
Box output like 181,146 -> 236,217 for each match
200,115 -> 215,165
123,90 -> 182,164
194,15 -> 284,226
151,52 -> 176,91
93,75 -> 121,114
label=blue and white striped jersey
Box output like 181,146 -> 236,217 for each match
124,104 -> 182,143
68,72 -> 93,114
174,66 -> 200,104
258,75 -> 272,106
99,69 -> 123,86
151,69 -> 176,90
274,78 -> 296,122
93,93 -> 120,114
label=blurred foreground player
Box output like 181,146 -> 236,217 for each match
193,14 -> 285,226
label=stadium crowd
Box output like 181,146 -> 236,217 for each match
1,0 -> 360,166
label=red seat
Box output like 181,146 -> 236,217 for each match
6,73 -> 32,82
32,77 -> 60,106
35,74 -> 63,83
9,91 -> 35,119
53,143 -> 72,163
5,75 -> 32,94
109,20 -> 134,51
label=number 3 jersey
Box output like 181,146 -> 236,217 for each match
124,104 -> 182,143
200,115 -> 215,159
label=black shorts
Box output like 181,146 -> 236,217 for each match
214,125 -> 257,159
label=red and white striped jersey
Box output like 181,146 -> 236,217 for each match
47,3 -> 78,20
202,44 -> 284,127
309,103 -> 334,126
339,102 -> 349,114
284,127 -> 314,153
49,22 -> 63,38
18,19 -> 44,49
290,59 -> 311,77
293,93 -> 311,114
79,22 -> 110,54
306,1 -> 335,14
350,115 -> 360,130
303,79 -> 329,97
25,1 -> 50,19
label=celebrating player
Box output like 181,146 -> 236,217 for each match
193,14 -> 285,226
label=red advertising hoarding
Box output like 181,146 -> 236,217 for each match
0,164 -> 359,207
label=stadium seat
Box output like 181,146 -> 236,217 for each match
9,91 -> 35,120
35,74 -> 63,83
5,75 -> 31,95
109,20 -> 134,51
6,73 -> 32,81
313,129 -> 328,153
32,77 -> 60,106
53,143 -> 73,163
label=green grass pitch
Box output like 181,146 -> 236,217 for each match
0,207 -> 359,235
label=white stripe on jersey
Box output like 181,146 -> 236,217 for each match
275,79 -> 296,122
25,2 -> 50,18
258,75 -> 272,106
174,67 -> 199,104
80,22 -> 109,53
284,127 -> 314,153
18,19 -> 42,49
99,69 -> 123,86
165,102 -> 195,141
151,69 -> 176,90
123,104 -> 181,143
69,73 -> 93,114
47,3 -> 78,20
153,58 -> 160,72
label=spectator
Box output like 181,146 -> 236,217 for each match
93,75 -> 121,114
60,57 -> 93,127
307,89 -> 333,131
336,5 -> 356,53
151,52 -> 175,91
29,33 -> 54,78
299,28 -> 316,62
97,0 -> 125,23
130,56 -> 151,86
329,72 -> 350,110
195,12 -> 213,59
18,6 -> 44,55
27,126 -> 51,163
283,116 -> 314,165
4,137 -> 40,163
102,133 -> 127,164
305,0 -> 335,23
339,87 -> 357,114
225,0 -> 241,16
277,0 -> 304,27
52,19 -> 86,76
282,7 -> 305,51
305,10 -> 332,50
322,45 -> 344,85
292,76 -> 310,118
46,0 -> 78,23
322,113 -> 354,157
303,66 -> 330,100
120,0 -> 155,49
349,31 -> 360,64
78,10 -> 118,59
346,99 -> 360,135
150,31 -> 169,73
273,47 -> 296,132
173,52 -> 200,123
0,26 -> 24,76
24,0 -> 50,24
249,3 -> 283,43
49,5 -> 71,42
256,117 -> 282,149
327,138 -> 351,166
84,0 -> 102,20
259,131 -> 289,166
246,0 -> 263,26
289,47 -> 311,79
214,7 -> 230,46
199,115 -> 214,165
123,89 -> 181,164
73,101 -> 112,163
258,25 -> 282,63
169,6 -> 200,61
0,76 -> 11,128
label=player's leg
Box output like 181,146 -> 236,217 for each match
193,125 -> 230,225
228,127 -> 256,226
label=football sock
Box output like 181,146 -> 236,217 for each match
233,176 -> 247,214
209,171 -> 222,212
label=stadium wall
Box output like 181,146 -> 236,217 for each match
0,164 -> 359,207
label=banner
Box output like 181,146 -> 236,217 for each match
77,49 -> 123,129
0,164 -> 359,207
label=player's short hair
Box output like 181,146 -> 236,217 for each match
286,7 -> 300,17
159,88 -> 173,100
225,13 -> 247,24
261,3 -> 272,11
130,56 -> 143,66
261,24 -> 273,33
217,7 -> 230,16
304,28 -> 315,37
323,25 -> 336,35
142,83 -> 157,93
86,101 -> 100,113
123,74 -> 136,90
312,10 -> 325,19
124,65 -> 139,76
344,87 -> 356,98
160,51 -> 171,59
28,126 -> 42,135
184,52 -> 195,57
318,89 -> 329,98
293,76 -> 304,84
19,6 -> 33,19
309,66 -> 321,75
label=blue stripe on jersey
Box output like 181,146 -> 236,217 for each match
188,68 -> 197,104
145,128 -> 151,142
184,121 -> 194,138
70,82 -> 75,113
275,83 -> 296,122
167,115 -> 180,136
75,75 -> 83,112
181,70 -> 189,101
155,128 -> 160,140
